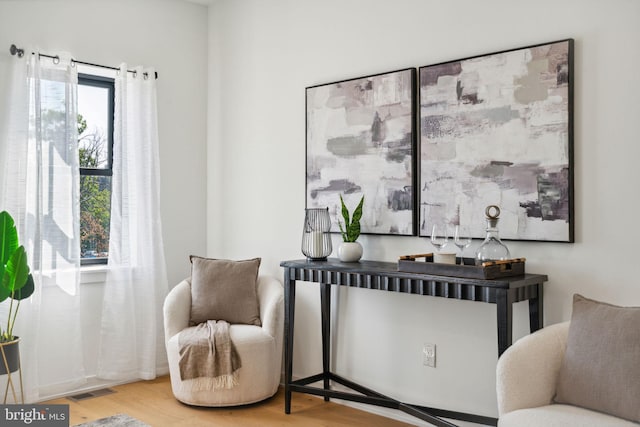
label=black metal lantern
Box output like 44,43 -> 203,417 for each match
301,208 -> 332,260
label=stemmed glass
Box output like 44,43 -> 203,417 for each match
430,224 -> 449,252
454,225 -> 472,261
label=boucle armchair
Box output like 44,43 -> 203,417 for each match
496,321 -> 637,427
163,275 -> 284,406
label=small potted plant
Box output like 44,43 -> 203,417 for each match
337,195 -> 364,262
0,210 -> 34,375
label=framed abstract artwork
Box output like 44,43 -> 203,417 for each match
419,39 -> 574,242
306,68 -> 417,236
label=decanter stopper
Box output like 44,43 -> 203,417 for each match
475,205 -> 511,265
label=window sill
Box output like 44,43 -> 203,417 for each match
80,264 -> 108,285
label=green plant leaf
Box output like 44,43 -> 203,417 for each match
338,194 -> 365,242
0,211 -> 19,266
3,245 -> 29,293
0,280 -> 9,303
351,196 -> 364,224
14,274 -> 34,300
339,195 -> 350,227
0,263 -> 5,296
0,211 -> 20,302
0,212 -> 32,340
337,220 -> 347,242
346,222 -> 361,242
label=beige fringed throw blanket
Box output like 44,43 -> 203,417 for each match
178,320 -> 241,390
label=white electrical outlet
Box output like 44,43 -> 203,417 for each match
423,343 -> 436,367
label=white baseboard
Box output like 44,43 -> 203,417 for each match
37,376 -> 145,403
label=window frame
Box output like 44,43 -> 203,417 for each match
78,73 -> 115,266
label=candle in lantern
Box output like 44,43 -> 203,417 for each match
311,230 -> 323,258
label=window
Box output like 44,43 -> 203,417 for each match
78,74 -> 114,265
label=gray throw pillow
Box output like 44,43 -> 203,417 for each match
189,256 -> 262,326
554,294 -> 640,422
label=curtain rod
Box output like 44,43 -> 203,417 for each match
9,44 -> 158,80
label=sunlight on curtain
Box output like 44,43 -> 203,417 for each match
97,64 -> 169,380
0,50 -> 84,402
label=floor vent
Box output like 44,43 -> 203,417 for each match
67,388 -> 115,402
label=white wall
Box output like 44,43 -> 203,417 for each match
208,0 -> 640,422
0,0 -> 208,385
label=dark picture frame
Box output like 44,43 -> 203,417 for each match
419,39 -> 574,242
306,68 -> 417,236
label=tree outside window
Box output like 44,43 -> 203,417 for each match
78,74 -> 114,265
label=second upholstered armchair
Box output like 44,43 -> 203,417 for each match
497,294 -> 639,426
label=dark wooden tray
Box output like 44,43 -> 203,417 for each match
398,253 -> 526,279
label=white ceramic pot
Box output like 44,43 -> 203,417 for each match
338,242 -> 363,262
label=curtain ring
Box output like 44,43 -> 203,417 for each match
133,70 -> 138,78
70,59 -> 76,68
53,55 -> 60,65
143,72 -> 149,80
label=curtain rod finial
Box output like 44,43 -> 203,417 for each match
9,44 -> 24,58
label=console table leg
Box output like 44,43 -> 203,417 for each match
496,290 -> 513,357
529,283 -> 544,333
284,270 -> 296,414
320,282 -> 331,401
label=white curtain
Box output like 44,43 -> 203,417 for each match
0,50 -> 85,401
97,65 -> 169,380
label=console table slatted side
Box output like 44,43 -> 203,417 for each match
511,282 -> 540,302
290,266 -> 499,302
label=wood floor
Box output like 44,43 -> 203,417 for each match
43,375 -> 413,426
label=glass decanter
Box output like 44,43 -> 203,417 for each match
475,205 -> 511,265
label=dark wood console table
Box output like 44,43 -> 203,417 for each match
280,258 -> 547,427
